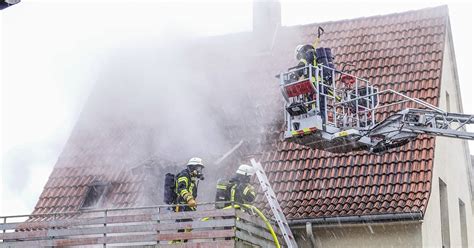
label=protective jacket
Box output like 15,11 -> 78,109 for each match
298,52 -> 317,67
216,175 -> 256,208
230,181 -> 256,204
296,49 -> 318,78
175,168 -> 198,211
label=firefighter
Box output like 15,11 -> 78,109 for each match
175,157 -> 205,212
295,44 -> 317,78
171,157 -> 205,244
294,44 -> 340,125
215,164 -> 256,209
294,44 -> 328,123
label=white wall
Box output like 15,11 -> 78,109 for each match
421,28 -> 474,248
295,222 -> 422,248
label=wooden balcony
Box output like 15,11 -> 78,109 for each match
0,203 -> 281,247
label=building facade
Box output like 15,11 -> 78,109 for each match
27,3 -> 473,248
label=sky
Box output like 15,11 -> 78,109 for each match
1,0 -> 473,216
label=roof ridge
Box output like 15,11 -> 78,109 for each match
284,5 -> 448,29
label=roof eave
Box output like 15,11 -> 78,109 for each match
288,212 -> 423,227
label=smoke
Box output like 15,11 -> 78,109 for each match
1,1 -> 279,211
60,31 -> 281,205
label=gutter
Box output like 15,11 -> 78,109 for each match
288,212 -> 423,228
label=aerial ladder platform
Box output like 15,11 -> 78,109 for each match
278,64 -> 474,153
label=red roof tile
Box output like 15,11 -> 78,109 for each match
32,166 -> 145,215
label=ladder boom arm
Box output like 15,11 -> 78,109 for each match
369,108 -> 474,141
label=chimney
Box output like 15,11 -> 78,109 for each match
252,0 -> 281,50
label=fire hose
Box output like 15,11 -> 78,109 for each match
202,203 -> 281,248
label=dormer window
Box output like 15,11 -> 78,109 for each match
81,181 -> 110,209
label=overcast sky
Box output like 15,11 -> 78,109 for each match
1,0 -> 472,216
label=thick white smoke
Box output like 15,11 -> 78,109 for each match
60,32 -> 280,205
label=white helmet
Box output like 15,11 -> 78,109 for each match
294,44 -> 304,60
187,157 -> 204,166
236,164 -> 255,176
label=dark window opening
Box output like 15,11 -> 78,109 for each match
82,182 -> 109,209
446,91 -> 451,112
459,199 -> 468,248
439,178 -> 450,248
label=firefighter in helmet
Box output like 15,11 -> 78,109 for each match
176,157 -> 205,212
294,43 -> 338,124
294,43 -> 327,121
170,157 -> 204,243
215,164 -> 256,209
295,44 -> 317,74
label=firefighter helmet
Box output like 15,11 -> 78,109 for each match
187,157 -> 204,166
236,164 -> 255,177
187,157 -> 204,180
295,44 -> 315,60
295,44 -> 304,60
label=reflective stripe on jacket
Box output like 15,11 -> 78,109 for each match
176,169 -> 197,204
229,183 -> 256,204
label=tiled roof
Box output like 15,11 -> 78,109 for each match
258,137 -> 435,219
32,6 -> 449,221
256,6 -> 447,219
33,166 -> 144,215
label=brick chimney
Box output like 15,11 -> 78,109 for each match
253,0 -> 281,50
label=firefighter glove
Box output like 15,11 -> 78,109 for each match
187,198 -> 197,208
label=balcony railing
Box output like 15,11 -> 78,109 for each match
1,203 -> 281,247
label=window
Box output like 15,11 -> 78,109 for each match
459,199 -> 468,248
446,91 -> 451,112
82,181 -> 109,209
439,178 -> 450,248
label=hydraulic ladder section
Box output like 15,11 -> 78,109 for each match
278,64 -> 474,153
369,108 -> 474,140
251,159 -> 298,248
404,110 -> 474,139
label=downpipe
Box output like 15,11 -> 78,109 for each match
306,222 -> 318,248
